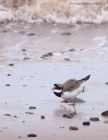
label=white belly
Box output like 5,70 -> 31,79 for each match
61,88 -> 83,101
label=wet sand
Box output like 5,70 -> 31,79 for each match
0,22 -> 108,140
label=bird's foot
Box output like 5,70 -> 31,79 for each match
61,100 -> 69,103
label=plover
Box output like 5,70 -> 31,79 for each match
52,75 -> 90,112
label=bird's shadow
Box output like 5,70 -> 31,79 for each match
54,98 -> 85,117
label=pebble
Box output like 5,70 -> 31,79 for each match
68,48 -> 75,52
23,57 -> 31,61
5,84 -> 11,87
104,120 -> 108,124
27,134 -> 37,137
22,49 -> 26,52
59,126 -> 65,128
27,33 -> 36,36
25,112 -> 34,115
4,113 -> 12,117
82,121 -> 90,126
101,110 -> 108,117
105,82 -> 108,85
41,115 -> 45,120
90,117 -> 100,121
64,58 -> 71,62
29,106 -> 36,110
62,112 -> 75,119
62,32 -> 71,36
7,74 -> 11,76
18,136 -> 22,139
8,63 -> 14,66
69,126 -> 79,130
41,52 -> 53,59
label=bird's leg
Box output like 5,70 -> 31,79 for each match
60,100 -> 67,111
82,86 -> 85,93
72,97 -> 77,113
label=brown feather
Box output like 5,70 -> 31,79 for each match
63,79 -> 82,92
62,75 -> 90,92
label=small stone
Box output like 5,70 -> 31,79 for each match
68,48 -> 75,52
41,52 -> 53,59
82,121 -> 90,126
105,82 -> 108,85
25,112 -> 34,115
104,120 -> 108,123
27,33 -> 36,36
7,74 -> 11,76
18,136 -> 22,139
8,63 -> 14,66
69,126 -> 79,130
41,115 -> 45,120
90,117 -> 100,121
62,112 -> 74,119
64,58 -> 71,62
22,49 -> 26,52
23,57 -> 31,61
29,106 -> 36,110
59,126 -> 65,128
4,113 -> 12,117
62,32 -> 71,36
5,84 -> 11,87
22,85 -> 28,87
80,49 -> 84,51
101,110 -> 108,116
14,115 -> 18,118
27,134 -> 37,137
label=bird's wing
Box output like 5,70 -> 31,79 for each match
62,79 -> 81,92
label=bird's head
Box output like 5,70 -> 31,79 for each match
52,83 -> 63,97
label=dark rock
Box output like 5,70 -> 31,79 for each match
104,120 -> 108,123
62,112 -> 75,119
41,52 -> 53,59
64,58 -> 71,62
68,48 -> 75,52
80,49 -> 84,51
90,117 -> 100,121
14,115 -> 18,118
7,74 -> 11,76
5,84 -> 11,87
22,49 -> 26,52
23,57 -> 31,61
4,113 -> 12,117
8,63 -> 14,66
69,126 -> 79,130
105,82 -> 108,85
59,126 -> 65,128
27,134 -> 37,137
101,110 -> 108,117
18,136 -> 22,139
25,112 -> 34,115
22,85 -> 28,87
41,115 -> 45,120
27,33 -> 36,36
82,121 -> 90,126
62,32 -> 71,36
29,106 -> 36,110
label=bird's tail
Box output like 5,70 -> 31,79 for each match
79,75 -> 91,82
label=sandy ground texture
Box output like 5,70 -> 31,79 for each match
0,22 -> 108,140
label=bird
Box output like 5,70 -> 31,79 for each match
52,75 -> 91,113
